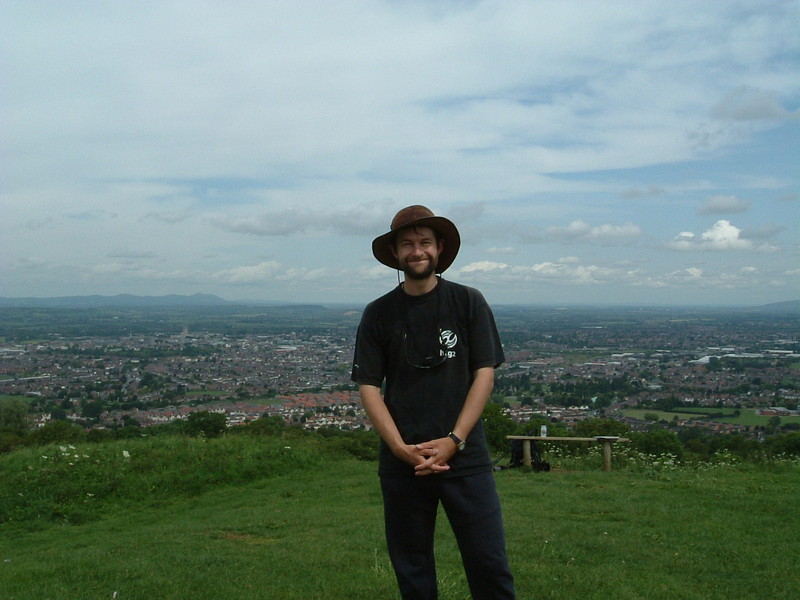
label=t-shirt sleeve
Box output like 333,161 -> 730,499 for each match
467,288 -> 505,371
351,307 -> 386,387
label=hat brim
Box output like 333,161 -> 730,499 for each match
372,216 -> 460,273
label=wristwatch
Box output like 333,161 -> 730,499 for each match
448,432 -> 466,451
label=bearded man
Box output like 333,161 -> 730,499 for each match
351,205 -> 516,600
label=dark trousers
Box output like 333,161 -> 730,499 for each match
380,471 -> 516,600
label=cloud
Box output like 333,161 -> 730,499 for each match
65,209 -> 118,221
143,210 -> 196,225
698,195 -> 750,215
456,257 -> 623,286
544,220 -> 643,243
2,2 -> 798,306
107,250 -> 158,259
712,86 -> 800,122
212,261 -> 282,284
277,267 -> 330,282
11,257 -> 49,271
658,264 -> 772,290
459,261 -> 509,274
740,223 -> 785,242
667,220 -> 780,252
620,185 -> 667,199
211,200 -> 391,238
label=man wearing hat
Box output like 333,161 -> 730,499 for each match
352,206 -> 516,599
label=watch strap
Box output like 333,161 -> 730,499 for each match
448,432 -> 466,450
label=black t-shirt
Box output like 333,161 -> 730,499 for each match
351,278 -> 505,477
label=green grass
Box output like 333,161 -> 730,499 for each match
184,390 -> 229,397
623,407 -> 800,427
0,394 -> 30,402
1,436 -> 798,599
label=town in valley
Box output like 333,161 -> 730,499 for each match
1,298 -> 798,439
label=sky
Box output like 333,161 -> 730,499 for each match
2,0 -> 798,307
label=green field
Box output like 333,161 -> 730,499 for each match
1,435 -> 797,599
623,407 -> 800,427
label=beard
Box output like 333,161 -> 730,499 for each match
400,255 -> 438,280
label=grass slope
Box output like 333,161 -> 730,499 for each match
1,438 -> 798,599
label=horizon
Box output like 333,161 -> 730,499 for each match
2,1 -> 798,307
1,291 -> 798,311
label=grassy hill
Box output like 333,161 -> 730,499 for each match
1,435 -> 798,599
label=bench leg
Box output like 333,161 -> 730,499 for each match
523,440 -> 532,468
602,441 -> 612,471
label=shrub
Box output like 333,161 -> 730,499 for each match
26,420 -> 86,446
630,428 -> 684,461
185,411 -> 227,438
0,428 -> 25,454
574,418 -> 630,438
763,432 -> 800,457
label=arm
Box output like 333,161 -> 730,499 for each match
414,366 -> 496,475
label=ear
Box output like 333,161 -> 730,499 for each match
390,243 -> 398,259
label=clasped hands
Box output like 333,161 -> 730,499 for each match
397,437 -> 457,477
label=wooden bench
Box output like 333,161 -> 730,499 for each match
506,435 -> 630,471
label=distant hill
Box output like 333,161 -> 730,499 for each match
0,293 -> 231,308
752,300 -> 800,314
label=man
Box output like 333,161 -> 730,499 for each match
352,205 -> 516,599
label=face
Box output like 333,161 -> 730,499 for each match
392,226 -> 444,281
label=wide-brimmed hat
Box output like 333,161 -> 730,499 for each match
372,205 -> 461,273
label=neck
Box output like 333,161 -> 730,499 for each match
402,274 -> 439,296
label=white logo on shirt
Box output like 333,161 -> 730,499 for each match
440,329 -> 457,359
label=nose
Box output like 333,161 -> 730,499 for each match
409,243 -> 429,258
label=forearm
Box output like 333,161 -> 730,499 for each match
358,384 -> 405,452
451,366 -> 495,441
412,366 -> 495,474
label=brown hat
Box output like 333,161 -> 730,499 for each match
372,205 -> 461,273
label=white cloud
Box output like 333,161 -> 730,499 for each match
212,261 -> 282,284
459,261 -> 510,274
456,257 -> 622,286
701,220 -> 751,250
666,220 -> 780,252
543,221 -> 643,244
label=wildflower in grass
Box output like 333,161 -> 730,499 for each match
122,450 -> 131,460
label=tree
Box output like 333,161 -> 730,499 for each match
0,397 -> 29,432
246,415 -> 287,436
766,416 -> 782,434
82,400 -> 106,421
186,411 -> 227,438
481,402 -> 516,453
